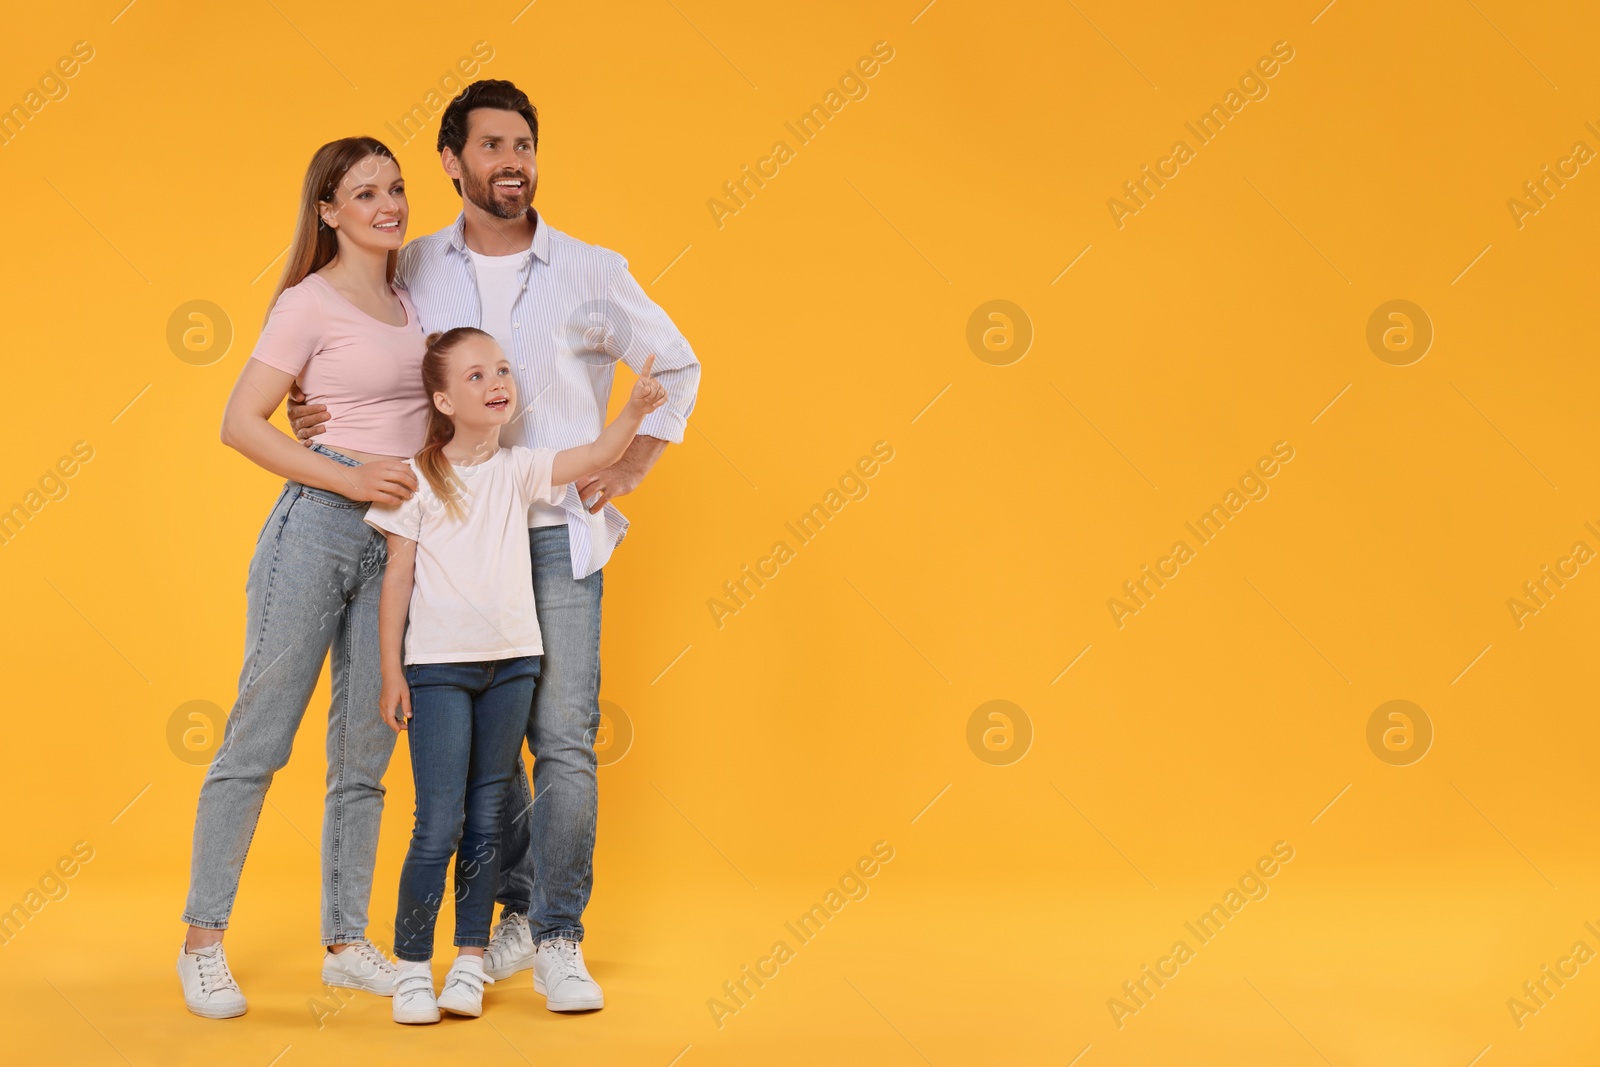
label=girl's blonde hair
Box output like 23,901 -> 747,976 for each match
265,136 -> 399,328
416,327 -> 493,520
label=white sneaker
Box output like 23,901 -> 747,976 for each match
177,941 -> 248,1019
437,956 -> 494,1017
533,937 -> 604,1011
322,939 -> 399,996
392,963 -> 439,1025
483,912 -> 536,981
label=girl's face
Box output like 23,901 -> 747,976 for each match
320,153 -> 407,254
434,335 -> 517,430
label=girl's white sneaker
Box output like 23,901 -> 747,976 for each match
177,942 -> 248,1019
391,962 -> 440,1025
437,956 -> 493,1017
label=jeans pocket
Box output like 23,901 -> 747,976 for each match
297,484 -> 367,510
255,483 -> 295,546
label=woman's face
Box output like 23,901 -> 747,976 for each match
320,154 -> 407,254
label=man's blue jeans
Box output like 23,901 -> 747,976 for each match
394,656 -> 540,962
496,524 -> 603,944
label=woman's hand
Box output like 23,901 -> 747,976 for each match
379,671 -> 412,732
344,461 -> 418,505
625,354 -> 668,417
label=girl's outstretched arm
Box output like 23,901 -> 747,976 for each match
551,354 -> 668,486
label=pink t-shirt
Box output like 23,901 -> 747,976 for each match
251,272 -> 430,457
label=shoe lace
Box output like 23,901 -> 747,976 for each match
485,914 -> 528,965
197,948 -> 240,995
544,937 -> 587,982
345,939 -> 396,975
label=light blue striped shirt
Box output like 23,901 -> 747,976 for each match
394,210 -> 700,579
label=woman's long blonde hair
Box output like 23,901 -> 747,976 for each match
264,136 -> 399,327
416,327 -> 494,521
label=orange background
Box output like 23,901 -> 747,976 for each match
3,1 -> 1599,1064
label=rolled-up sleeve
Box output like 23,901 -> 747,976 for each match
606,257 -> 700,443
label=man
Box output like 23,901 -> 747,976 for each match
288,79 -> 700,1011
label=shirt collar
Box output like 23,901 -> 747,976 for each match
446,206 -> 549,264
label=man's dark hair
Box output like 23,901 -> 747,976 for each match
436,80 -> 539,196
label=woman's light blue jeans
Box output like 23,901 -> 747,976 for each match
182,442 -> 397,945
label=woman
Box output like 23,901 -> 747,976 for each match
178,136 -> 429,1019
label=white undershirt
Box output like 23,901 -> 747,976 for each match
467,246 -> 566,528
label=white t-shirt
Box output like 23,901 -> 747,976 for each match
364,445 -> 567,664
467,247 -> 567,530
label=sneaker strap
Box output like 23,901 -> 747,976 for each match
445,966 -> 493,993
396,971 -> 434,997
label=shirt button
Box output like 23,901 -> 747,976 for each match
513,323 -> 520,329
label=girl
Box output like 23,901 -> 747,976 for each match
179,137 -> 424,1017
365,327 -> 665,1023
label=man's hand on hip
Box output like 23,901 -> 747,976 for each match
574,435 -> 668,513
574,463 -> 640,513
286,383 -> 330,445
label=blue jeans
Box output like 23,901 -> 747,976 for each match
183,442 -> 396,944
496,524 -> 603,944
394,656 -> 541,962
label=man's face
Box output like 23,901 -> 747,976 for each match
450,108 -> 537,220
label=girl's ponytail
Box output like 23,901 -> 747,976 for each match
415,327 -> 491,521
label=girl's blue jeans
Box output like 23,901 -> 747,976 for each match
393,655 -> 540,962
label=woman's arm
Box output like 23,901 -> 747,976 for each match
377,532 -> 416,732
220,359 -> 416,504
551,354 -> 668,486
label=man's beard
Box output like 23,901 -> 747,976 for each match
466,165 -> 536,220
